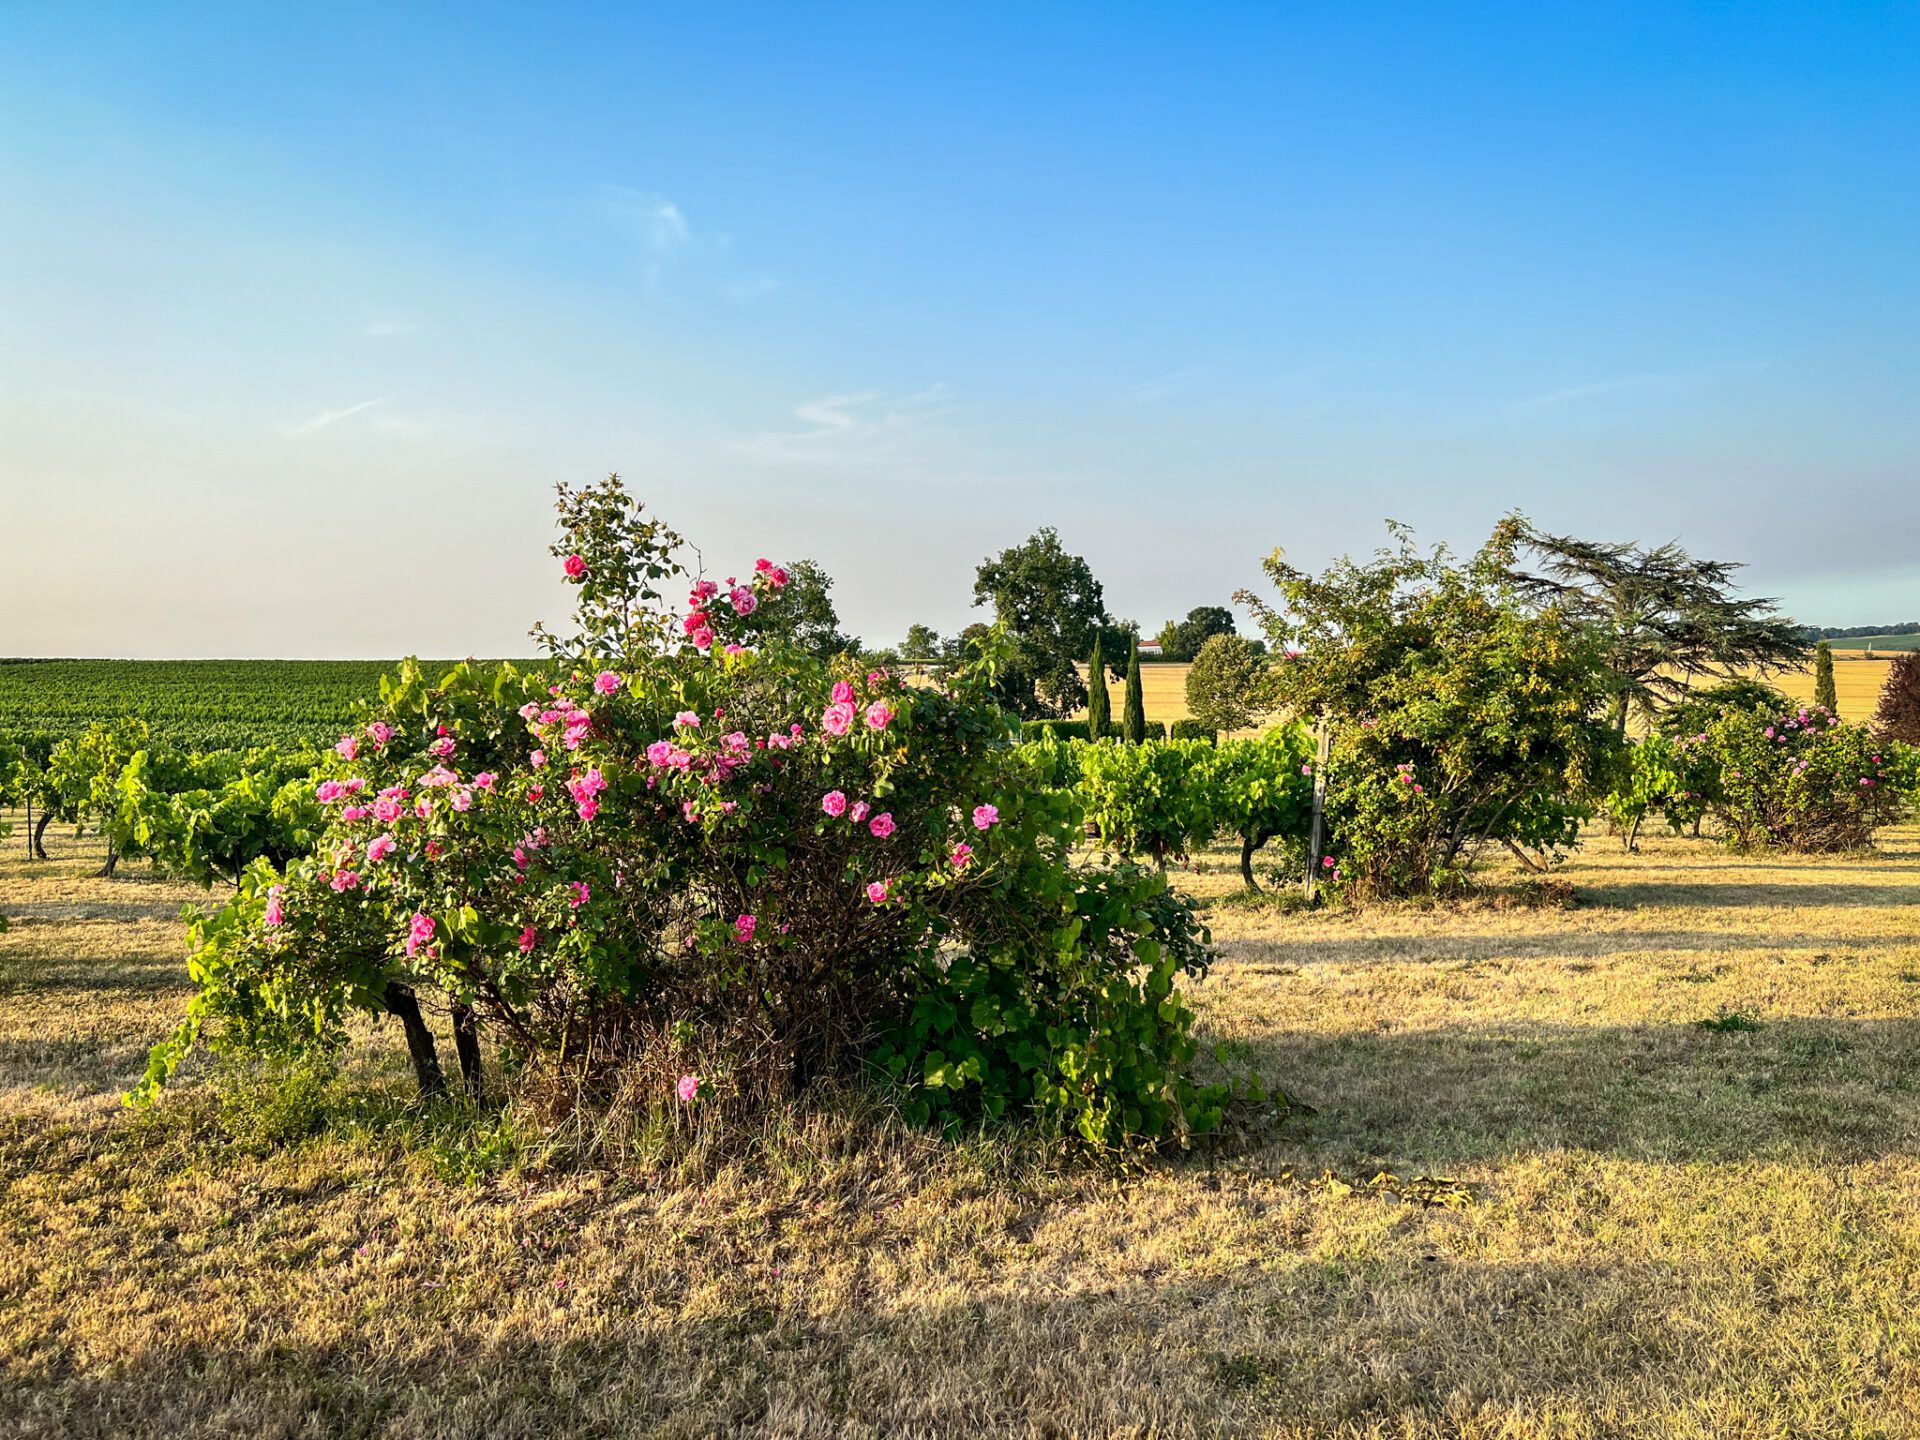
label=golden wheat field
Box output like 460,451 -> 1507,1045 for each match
1089,656 -> 1896,728
4,819 -> 1920,1438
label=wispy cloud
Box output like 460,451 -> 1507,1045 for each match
723,272 -> 778,302
599,185 -> 697,290
1122,366 -> 1208,404
734,386 -> 958,466
288,396 -> 387,435
1516,360 -> 1771,411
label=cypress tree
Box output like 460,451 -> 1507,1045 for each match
1086,636 -> 1111,739
1813,639 -> 1838,712
1123,636 -> 1146,743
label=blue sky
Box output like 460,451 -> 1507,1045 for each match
3,3 -> 1916,656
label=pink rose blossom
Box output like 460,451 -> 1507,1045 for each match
730,586 -> 757,616
849,800 -> 870,823
691,626 -> 714,650
594,670 -> 622,695
564,553 -> 587,579
451,789 -> 473,812
831,680 -> 855,705
366,721 -> 393,749
869,812 -> 895,839
821,790 -> 847,817
733,913 -> 756,942
372,797 -> 403,824
577,797 -> 599,821
972,804 -> 999,830
570,881 -> 590,908
676,711 -> 701,729
822,701 -> 856,736
518,925 -> 538,953
335,735 -> 359,761
430,736 -> 456,758
676,1074 -> 699,1104
950,842 -> 973,870
865,880 -> 889,904
474,772 -> 498,790
405,912 -> 436,956
264,888 -> 286,927
366,834 -> 396,864
864,701 -> 894,731
330,870 -> 360,893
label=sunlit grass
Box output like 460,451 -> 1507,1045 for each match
3,825 -> 1918,1436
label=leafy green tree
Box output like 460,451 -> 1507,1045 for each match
1813,639 -> 1838,712
1086,635 -> 1112,739
902,623 -> 942,659
1155,605 -> 1238,662
1122,636 -> 1147,743
1239,520 -> 1622,898
744,558 -> 858,657
1184,633 -> 1275,735
972,528 -> 1113,718
1504,520 -> 1805,730
1875,652 -> 1920,743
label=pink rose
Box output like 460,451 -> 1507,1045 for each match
822,701 -> 856,736
564,553 -> 587,579
366,834 -> 396,864
730,586 -> 757,616
864,701 -> 894,731
594,670 -> 622,696
972,804 -> 999,830
733,913 -> 756,942
869,812 -> 894,838
821,790 -> 847,818
950,842 -> 973,870
865,880 -> 889,904
335,735 -> 359,761
405,912 -> 436,956
518,925 -> 538,953
831,680 -> 855,705
676,1074 -> 699,1104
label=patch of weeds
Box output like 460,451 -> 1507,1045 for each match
1696,1010 -> 1764,1034
1212,1352 -> 1279,1391
1664,965 -> 1729,986
1898,971 -> 1920,984
411,1102 -> 533,1185
215,1054 -> 342,1152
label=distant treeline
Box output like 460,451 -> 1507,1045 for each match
1807,624 -> 1920,641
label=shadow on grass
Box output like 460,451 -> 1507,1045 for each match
0,1248 -> 1717,1440
1579,879 -> 1920,910
1219,928 -> 1920,971
1210,1015 -> 1920,1172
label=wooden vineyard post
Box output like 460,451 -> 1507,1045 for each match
1304,717 -> 1330,902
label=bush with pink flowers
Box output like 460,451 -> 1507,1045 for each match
1695,702 -> 1917,852
139,477 -> 1228,1152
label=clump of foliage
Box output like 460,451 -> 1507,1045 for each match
1875,652 -> 1920,744
1155,605 -> 1238,662
1076,738 -> 1220,865
1698,703 -> 1916,852
1239,520 -> 1622,899
1602,733 -> 1715,850
1206,727 -> 1316,888
1184,632 -> 1275,735
140,478 -> 1229,1154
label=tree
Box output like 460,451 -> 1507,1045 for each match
1813,639 -> 1838,712
744,559 -> 858,657
1155,605 -> 1238,662
972,528 -> 1113,718
902,624 -> 942,659
1086,636 -> 1112,739
1185,633 -> 1275,734
1875,652 -> 1920,743
1122,637 -> 1147,743
1239,521 -> 1622,898
1503,520 -> 1804,731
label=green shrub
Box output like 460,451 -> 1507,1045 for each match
1076,739 -> 1220,864
1205,727 -> 1316,888
1021,719 -> 1092,742
1699,702 -> 1916,851
1169,719 -> 1217,743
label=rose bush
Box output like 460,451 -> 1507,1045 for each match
140,478 -> 1229,1152
1697,702 -> 1917,852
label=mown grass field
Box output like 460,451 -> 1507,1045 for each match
4,822 -> 1918,1437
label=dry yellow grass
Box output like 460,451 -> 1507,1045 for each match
1079,655 -> 1897,728
4,821 -> 1920,1437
